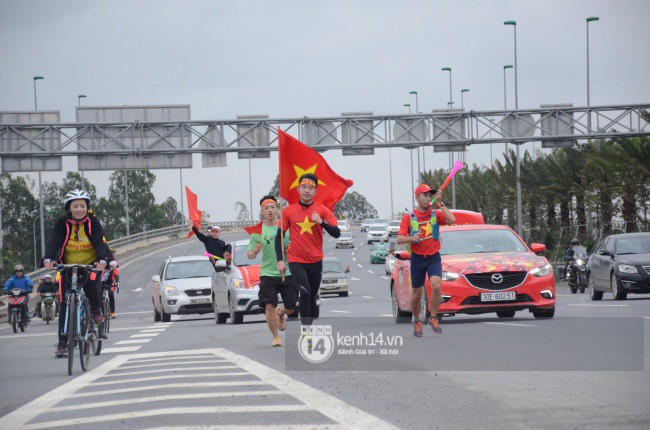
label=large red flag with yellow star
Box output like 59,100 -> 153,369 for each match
278,129 -> 353,210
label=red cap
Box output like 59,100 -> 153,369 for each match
415,184 -> 433,196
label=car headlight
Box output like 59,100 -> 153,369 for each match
441,271 -> 460,281
164,285 -> 181,296
618,264 -> 638,274
339,278 -> 347,283
530,263 -> 553,277
232,278 -> 246,289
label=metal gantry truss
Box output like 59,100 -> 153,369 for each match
1,104 -> 648,172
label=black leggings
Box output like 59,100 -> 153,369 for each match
57,270 -> 101,343
289,261 -> 322,325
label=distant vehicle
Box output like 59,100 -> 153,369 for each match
211,239 -> 263,324
320,257 -> 350,297
385,242 -> 403,275
338,220 -> 350,232
373,218 -> 388,226
360,219 -> 373,232
370,242 -> 390,264
367,224 -> 388,244
335,231 -> 354,249
390,215 -> 555,323
586,232 -> 650,301
152,256 -> 214,322
387,220 -> 401,236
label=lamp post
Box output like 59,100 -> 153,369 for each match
441,67 -> 453,108
32,213 -> 39,269
441,67 -> 457,207
77,94 -> 86,106
504,20 -> 523,236
587,16 -> 600,135
77,94 -> 87,189
503,64 -> 513,157
460,88 -> 469,109
403,103 -> 411,114
33,75 -> 46,256
409,91 -> 421,185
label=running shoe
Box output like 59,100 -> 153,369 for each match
111,312 -> 116,319
272,336 -> 282,347
55,342 -> 68,358
413,321 -> 423,337
276,307 -> 286,331
428,316 -> 442,334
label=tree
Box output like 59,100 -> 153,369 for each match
334,192 -> 378,220
160,197 -> 182,225
0,173 -> 38,274
235,202 -> 250,221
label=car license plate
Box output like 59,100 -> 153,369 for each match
190,297 -> 210,304
480,292 -> 516,302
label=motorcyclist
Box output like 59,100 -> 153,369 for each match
563,239 -> 580,280
34,273 -> 58,318
2,265 -> 34,322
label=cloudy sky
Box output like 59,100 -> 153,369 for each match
1,0 -> 649,225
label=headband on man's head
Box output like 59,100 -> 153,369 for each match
299,179 -> 317,188
260,198 -> 276,208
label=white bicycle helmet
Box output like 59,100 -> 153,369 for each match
64,189 -> 91,209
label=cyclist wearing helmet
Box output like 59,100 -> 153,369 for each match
43,189 -> 115,358
2,265 -> 34,322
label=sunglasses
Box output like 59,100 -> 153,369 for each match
15,270 -> 24,273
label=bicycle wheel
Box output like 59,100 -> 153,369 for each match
103,296 -> 111,333
79,309 -> 91,371
67,295 -> 77,376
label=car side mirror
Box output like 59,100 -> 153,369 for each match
599,249 -> 612,257
530,243 -> 546,254
345,266 -> 350,274
152,275 -> 161,283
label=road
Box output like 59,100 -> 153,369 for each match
1,230 -> 649,429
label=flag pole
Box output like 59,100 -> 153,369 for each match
278,128 -> 287,282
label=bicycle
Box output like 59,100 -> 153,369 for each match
57,264 -> 102,375
100,282 -> 112,335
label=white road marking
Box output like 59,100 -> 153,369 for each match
115,310 -> 153,315
132,287 -> 143,292
351,252 -> 355,256
381,275 -> 389,280
483,322 -> 537,327
92,372 -> 249,386
362,295 -> 374,299
123,355 -> 216,364
568,304 -> 629,307
51,391 -> 281,412
352,257 -> 357,261
330,310 -> 351,314
357,263 -> 363,268
379,314 -> 393,317
100,365 -> 238,377
68,381 -> 268,398
138,328 -> 167,333
115,339 -> 151,345
117,359 -> 227,370
100,346 -> 143,354
367,269 -> 374,273
351,277 -> 361,281
130,333 -> 160,338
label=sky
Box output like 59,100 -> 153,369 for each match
1,0 -> 649,226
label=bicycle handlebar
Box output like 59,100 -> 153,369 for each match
55,264 -> 98,271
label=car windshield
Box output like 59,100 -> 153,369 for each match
373,243 -> 389,251
323,260 -> 343,273
362,219 -> 372,225
440,229 -> 527,255
339,232 -> 352,238
615,236 -> 650,255
389,221 -> 401,227
234,244 -> 262,266
374,219 -> 388,224
165,260 -> 214,280
370,225 -> 385,231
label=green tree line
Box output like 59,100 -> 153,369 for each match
421,136 -> 650,259
0,170 -> 182,276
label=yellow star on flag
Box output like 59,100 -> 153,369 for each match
296,216 -> 317,235
289,164 -> 327,190
421,222 -> 433,237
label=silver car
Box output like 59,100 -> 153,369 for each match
152,256 -> 214,322
387,220 -> 401,236
211,239 -> 264,324
335,231 -> 354,248
320,257 -> 350,297
367,224 -> 389,244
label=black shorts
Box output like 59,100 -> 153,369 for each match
258,276 -> 298,310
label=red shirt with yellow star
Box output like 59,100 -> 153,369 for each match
281,202 -> 337,264
398,205 -> 445,256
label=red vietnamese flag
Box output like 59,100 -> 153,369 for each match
185,186 -> 202,238
243,222 -> 263,235
278,129 -> 353,210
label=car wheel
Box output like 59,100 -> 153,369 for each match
532,307 -> 555,319
391,284 -> 411,323
588,274 -> 603,301
160,298 -> 171,323
610,273 -> 627,300
339,292 -> 348,297
153,299 -> 161,322
228,294 -> 244,324
497,310 -> 516,318
213,295 -> 228,324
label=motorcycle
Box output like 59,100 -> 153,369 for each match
567,246 -> 589,294
7,288 -> 29,333
40,292 -> 58,324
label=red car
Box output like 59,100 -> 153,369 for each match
390,214 -> 555,323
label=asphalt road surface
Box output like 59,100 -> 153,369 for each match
1,230 -> 649,429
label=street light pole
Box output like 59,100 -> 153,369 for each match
460,88 -> 469,109
78,94 -> 87,190
409,91 -> 421,183
124,171 -> 130,236
503,64 -> 513,156
587,16 -> 600,135
33,75 -> 46,256
441,67 -> 453,108
77,94 -> 86,106
403,104 -> 411,114
441,67 -> 456,208
505,20 -> 523,237
32,214 -> 38,269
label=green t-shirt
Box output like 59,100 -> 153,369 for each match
248,223 -> 291,277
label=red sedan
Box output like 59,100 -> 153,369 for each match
390,223 -> 555,323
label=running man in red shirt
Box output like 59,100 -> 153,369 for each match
397,184 -> 455,337
276,173 -> 341,325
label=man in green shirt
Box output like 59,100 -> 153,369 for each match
247,195 -> 297,347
